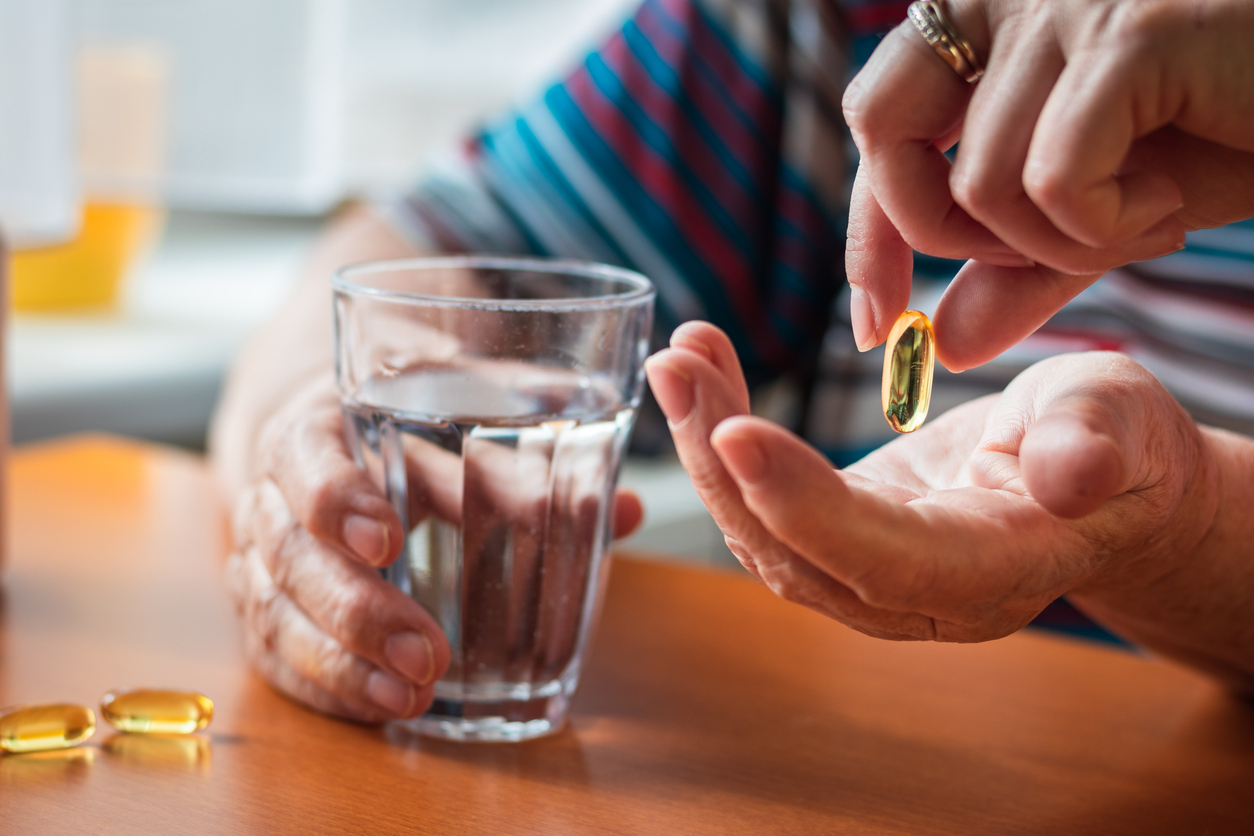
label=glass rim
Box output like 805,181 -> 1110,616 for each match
332,255 -> 656,311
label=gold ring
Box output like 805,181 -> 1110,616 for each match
907,0 -> 984,83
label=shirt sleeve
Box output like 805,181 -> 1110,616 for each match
381,0 -> 854,388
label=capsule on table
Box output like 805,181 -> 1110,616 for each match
881,310 -> 935,434
100,689 -> 214,734
0,704 -> 97,753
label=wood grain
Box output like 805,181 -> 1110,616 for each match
3,436 -> 1253,835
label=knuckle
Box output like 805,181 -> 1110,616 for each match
249,582 -> 286,655
327,587 -> 377,645
224,551 -> 251,613
267,520 -> 307,589
249,479 -> 299,558
230,484 -> 263,551
1106,0 -> 1182,51
949,162 -> 1008,222
303,477 -> 344,530
304,634 -> 347,685
841,77 -> 873,143
1021,164 -> 1074,215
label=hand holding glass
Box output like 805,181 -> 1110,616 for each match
334,257 -> 654,742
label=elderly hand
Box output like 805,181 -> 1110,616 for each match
226,374 -> 643,722
842,0 -> 1254,371
645,322 -> 1217,643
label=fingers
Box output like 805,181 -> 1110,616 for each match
931,260 -> 1103,372
709,416 -> 919,597
946,12 -> 1064,248
1026,50 -> 1182,248
943,8 -> 1184,269
645,326 -> 858,608
1121,127 -> 1254,231
709,413 -> 1073,642
612,490 -> 644,539
845,24 -> 1030,266
259,376 -> 403,567
948,100 -> 1182,269
244,478 -> 449,684
846,164 -> 915,351
668,320 -> 751,407
226,545 -> 436,722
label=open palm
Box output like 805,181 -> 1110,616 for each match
645,322 -> 1217,644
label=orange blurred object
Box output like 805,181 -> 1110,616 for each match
10,202 -> 163,311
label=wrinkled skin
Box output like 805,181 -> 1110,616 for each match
645,321 -> 1218,645
843,0 -> 1254,370
225,375 -> 643,722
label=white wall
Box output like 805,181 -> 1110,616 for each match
0,0 -> 77,248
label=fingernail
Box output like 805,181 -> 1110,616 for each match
645,356 -> 695,423
849,284 -> 876,352
711,428 -> 768,485
343,515 -> 389,565
366,670 -> 415,716
385,631 -> 435,686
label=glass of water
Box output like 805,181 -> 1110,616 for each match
333,257 -> 655,742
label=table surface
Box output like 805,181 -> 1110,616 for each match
3,437 -> 1254,835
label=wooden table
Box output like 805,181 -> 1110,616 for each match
3,437 -> 1253,835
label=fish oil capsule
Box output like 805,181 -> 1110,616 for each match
881,310 -> 935,433
100,689 -> 213,734
0,704 -> 96,753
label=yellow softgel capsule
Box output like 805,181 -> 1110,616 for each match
0,704 -> 97,753
100,689 -> 214,734
881,310 -> 936,434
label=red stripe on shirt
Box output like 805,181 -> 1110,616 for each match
567,64 -> 790,361
655,0 -> 781,130
601,32 -> 759,233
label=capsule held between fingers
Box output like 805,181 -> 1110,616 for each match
0,704 -> 97,753
881,310 -> 935,434
100,689 -> 214,734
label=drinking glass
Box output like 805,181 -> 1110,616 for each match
333,256 -> 654,742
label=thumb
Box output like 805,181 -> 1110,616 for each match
1018,394 -> 1131,519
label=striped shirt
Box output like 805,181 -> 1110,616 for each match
383,0 -> 1254,465
383,0 -> 1254,644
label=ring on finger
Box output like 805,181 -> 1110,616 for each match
907,0 -> 984,83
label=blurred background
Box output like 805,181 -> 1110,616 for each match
7,0 -> 1251,566
0,0 -> 732,563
